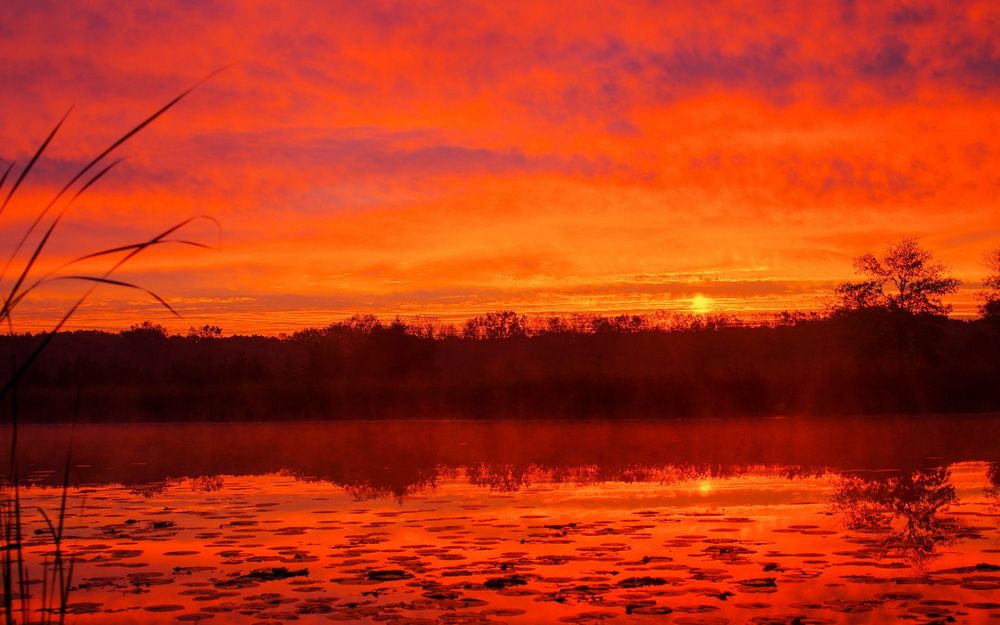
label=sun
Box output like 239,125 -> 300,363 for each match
690,294 -> 713,314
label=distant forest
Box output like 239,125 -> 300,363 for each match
5,238 -> 1000,422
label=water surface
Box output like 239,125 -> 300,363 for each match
7,416 -> 1000,624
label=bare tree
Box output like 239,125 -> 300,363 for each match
980,248 -> 1000,322
835,238 -> 960,316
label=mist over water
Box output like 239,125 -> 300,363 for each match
10,415 -> 1000,490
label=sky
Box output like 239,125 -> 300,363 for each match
1,0 -> 998,334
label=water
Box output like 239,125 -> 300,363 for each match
6,416 -> 1000,624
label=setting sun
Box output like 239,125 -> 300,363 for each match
691,294 -> 713,315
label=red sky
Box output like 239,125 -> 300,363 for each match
1,0 -> 998,334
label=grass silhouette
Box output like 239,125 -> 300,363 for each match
0,71 -> 223,623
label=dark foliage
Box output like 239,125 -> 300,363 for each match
4,311 -> 999,422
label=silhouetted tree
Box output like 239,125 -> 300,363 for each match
188,324 -> 223,339
435,324 -> 459,339
341,314 -> 382,334
119,321 -> 170,362
544,316 -> 570,334
979,249 -> 1000,322
462,311 -> 528,339
123,321 -> 169,338
591,314 -> 646,334
834,238 -> 960,316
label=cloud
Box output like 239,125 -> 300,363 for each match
1,0 -> 998,332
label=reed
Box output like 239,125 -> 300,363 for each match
0,70 -> 222,623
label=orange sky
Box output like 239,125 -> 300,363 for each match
1,0 -> 999,334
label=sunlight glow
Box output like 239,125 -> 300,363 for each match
691,294 -> 713,315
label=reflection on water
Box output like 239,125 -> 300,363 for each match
4,416 -> 1000,623
987,462 -> 1000,507
10,415 -> 1000,492
831,467 -> 959,568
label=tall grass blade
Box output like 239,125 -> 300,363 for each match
0,65 -> 227,286
0,108 -> 72,220
6,237 -> 215,315
52,276 -> 182,317
0,162 -> 14,197
1,70 -> 225,623
0,215 -> 215,403
0,160 -> 124,322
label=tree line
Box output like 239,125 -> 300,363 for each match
105,238 -> 1000,342
2,239 -> 999,422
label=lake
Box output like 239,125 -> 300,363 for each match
6,415 -> 1000,624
